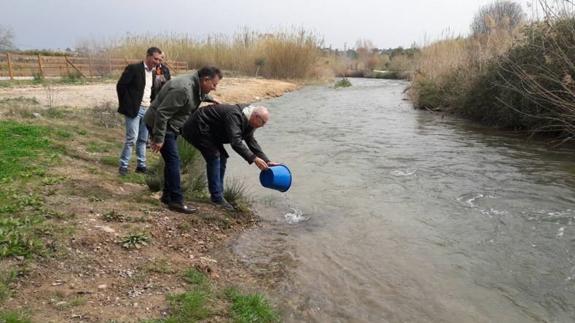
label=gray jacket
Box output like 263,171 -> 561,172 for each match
144,71 -> 214,143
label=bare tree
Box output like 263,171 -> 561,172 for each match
0,25 -> 14,51
471,1 -> 525,35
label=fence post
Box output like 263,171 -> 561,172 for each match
64,56 -> 70,76
88,55 -> 93,77
37,54 -> 44,78
6,53 -> 14,80
64,56 -> 87,78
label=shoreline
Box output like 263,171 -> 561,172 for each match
0,77 -> 298,321
0,76 -> 300,108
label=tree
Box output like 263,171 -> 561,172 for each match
0,25 -> 14,51
471,1 -> 525,35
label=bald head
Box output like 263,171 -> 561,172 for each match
249,106 -> 269,128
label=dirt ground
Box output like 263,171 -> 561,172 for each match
0,77 -> 298,322
0,77 -> 299,108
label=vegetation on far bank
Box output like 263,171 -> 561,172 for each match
0,97 -> 278,322
410,0 -> 575,142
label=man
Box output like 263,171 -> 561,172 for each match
182,104 -> 280,211
117,47 -> 162,176
144,66 -> 222,214
151,53 -> 171,101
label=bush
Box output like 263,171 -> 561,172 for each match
334,78 -> 352,88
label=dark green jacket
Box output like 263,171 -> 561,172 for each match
144,71 -> 214,143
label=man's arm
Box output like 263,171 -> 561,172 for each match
245,133 -> 270,163
116,65 -> 135,107
203,94 -> 220,104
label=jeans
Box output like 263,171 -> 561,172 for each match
205,156 -> 227,202
119,106 -> 148,168
160,132 -> 183,204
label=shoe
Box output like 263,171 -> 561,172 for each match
135,166 -> 147,174
168,202 -> 197,214
160,196 -> 170,205
119,167 -> 128,176
211,199 -> 235,211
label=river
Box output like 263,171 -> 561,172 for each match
226,78 -> 575,323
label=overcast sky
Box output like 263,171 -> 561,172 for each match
3,0 -> 533,50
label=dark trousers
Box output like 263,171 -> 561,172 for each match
160,132 -> 183,204
205,156 -> 227,202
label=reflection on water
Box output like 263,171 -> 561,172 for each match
227,78 -> 575,322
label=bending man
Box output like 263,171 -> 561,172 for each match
144,66 -> 222,214
182,104 -> 280,210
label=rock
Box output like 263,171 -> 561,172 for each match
95,225 -> 115,233
97,284 -> 107,290
32,112 -> 43,118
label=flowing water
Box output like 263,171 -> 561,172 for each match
226,78 -> 575,322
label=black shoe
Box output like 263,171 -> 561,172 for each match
168,202 -> 197,214
211,199 -> 235,211
135,166 -> 147,174
160,196 -> 170,205
119,167 -> 128,176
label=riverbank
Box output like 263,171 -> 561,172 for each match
0,77 -> 297,322
409,8 -> 575,142
0,77 -> 299,109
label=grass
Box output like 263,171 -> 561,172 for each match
120,232 -> 150,249
164,290 -> 211,322
0,310 -> 31,323
86,141 -> 113,153
183,268 -> 208,286
334,78 -> 352,88
225,287 -> 280,323
0,121 -> 53,180
100,155 -> 119,167
79,28 -> 322,79
150,269 -> 279,322
0,94 -> 271,321
0,270 -> 17,302
0,121 -> 67,258
224,177 -> 251,212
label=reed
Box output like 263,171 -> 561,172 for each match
77,29 -> 322,79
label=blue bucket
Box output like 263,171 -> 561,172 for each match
259,165 -> 292,192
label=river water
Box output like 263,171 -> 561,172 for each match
226,78 -> 575,322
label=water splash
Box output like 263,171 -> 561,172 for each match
391,169 -> 417,177
284,208 -> 307,224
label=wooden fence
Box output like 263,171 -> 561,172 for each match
0,52 -> 189,79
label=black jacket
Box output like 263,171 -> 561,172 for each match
182,104 -> 270,163
116,62 -> 154,118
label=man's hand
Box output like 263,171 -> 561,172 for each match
254,157 -> 269,170
267,161 -> 281,167
151,142 -> 163,153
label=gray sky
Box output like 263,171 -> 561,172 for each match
3,0 -> 530,50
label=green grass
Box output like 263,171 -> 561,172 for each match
120,232 -> 150,249
183,268 -> 208,286
0,310 -> 32,323
0,270 -> 17,302
0,121 -> 53,180
86,141 -> 113,153
146,267 -> 279,322
226,288 -> 280,323
164,290 -> 210,322
334,78 -> 352,88
100,155 -> 119,167
0,121 -> 66,258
